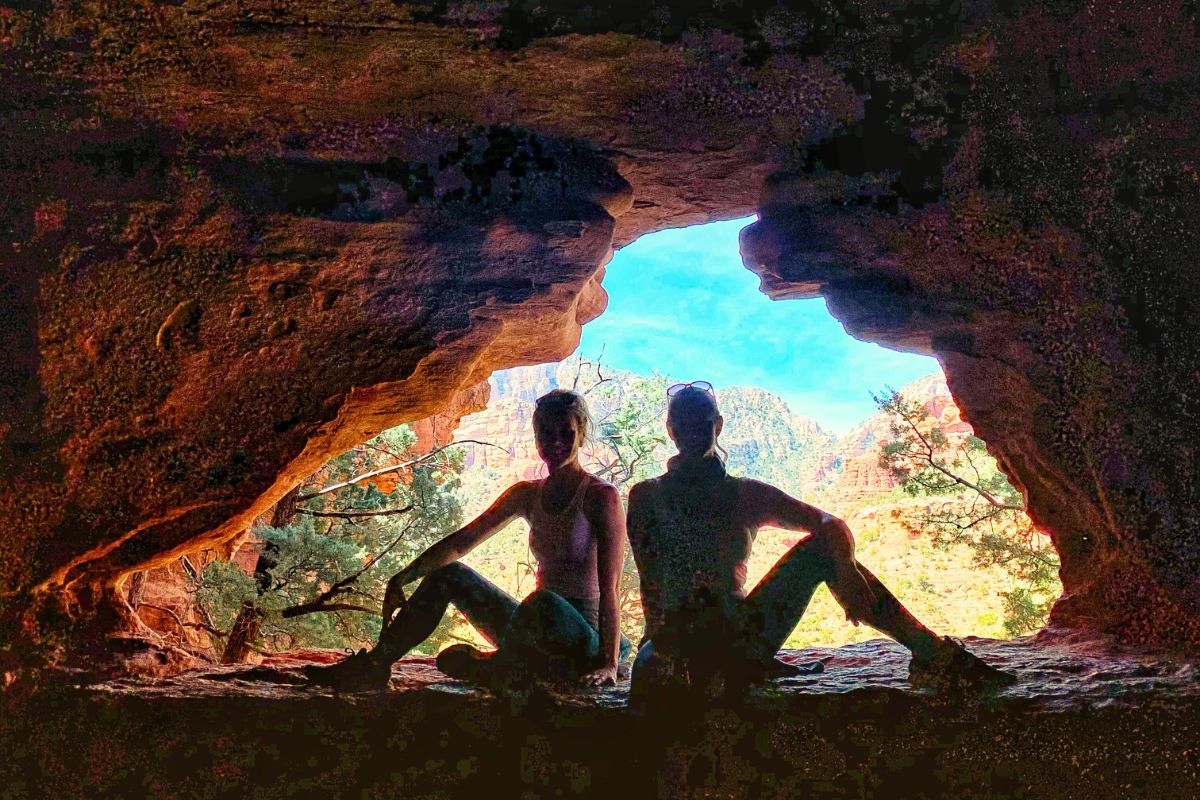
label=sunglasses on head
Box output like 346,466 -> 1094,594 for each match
667,380 -> 714,397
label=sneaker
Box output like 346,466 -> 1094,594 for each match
435,644 -> 498,685
909,636 -> 1016,692
302,649 -> 392,692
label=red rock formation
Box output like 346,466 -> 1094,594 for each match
1,1 -> 1198,666
128,384 -> 489,654
826,452 -> 900,508
819,373 -> 963,510
410,383 -> 492,455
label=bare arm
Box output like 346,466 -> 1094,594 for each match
381,482 -> 529,624
742,479 -> 857,563
742,479 -> 877,623
581,481 -> 626,686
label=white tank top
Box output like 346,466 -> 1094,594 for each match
527,475 -> 600,602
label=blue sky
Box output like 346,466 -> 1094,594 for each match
577,217 -> 940,434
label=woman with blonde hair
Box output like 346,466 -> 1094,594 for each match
306,389 -> 630,690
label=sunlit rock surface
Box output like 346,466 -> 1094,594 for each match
3,637 -> 1197,799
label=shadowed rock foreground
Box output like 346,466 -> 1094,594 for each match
4,637 -> 1198,799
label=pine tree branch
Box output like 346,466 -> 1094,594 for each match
277,524 -> 413,619
137,603 -> 228,638
280,602 -> 379,619
299,440 -> 507,500
895,404 -> 1025,511
296,505 -> 414,519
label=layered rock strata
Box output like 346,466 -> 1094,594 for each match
0,1 -> 1197,661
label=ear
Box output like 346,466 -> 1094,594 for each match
714,415 -> 725,437
666,418 -> 678,444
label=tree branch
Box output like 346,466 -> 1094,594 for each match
299,440 -> 507,500
137,603 -> 227,639
277,524 -> 413,619
280,602 -> 379,619
296,505 -> 414,520
896,406 -> 1024,511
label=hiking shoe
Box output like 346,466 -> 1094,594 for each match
909,637 -> 1016,692
435,644 -> 498,685
302,649 -> 391,692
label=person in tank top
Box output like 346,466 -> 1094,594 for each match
626,383 -> 1016,703
305,389 -> 631,691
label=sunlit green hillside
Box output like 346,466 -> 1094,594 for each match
436,360 -> 1060,652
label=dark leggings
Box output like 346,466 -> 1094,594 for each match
375,562 -> 631,679
632,536 -> 937,692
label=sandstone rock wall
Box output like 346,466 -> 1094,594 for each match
1,1 -> 1197,661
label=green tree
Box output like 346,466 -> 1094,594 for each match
874,388 -> 1061,635
571,357 -> 672,641
196,425 -> 468,657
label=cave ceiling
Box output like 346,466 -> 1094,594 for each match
1,1 -> 1197,653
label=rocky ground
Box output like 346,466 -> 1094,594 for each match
4,635 -> 1197,799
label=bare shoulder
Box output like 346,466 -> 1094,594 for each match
736,478 -> 807,526
582,475 -> 621,510
628,476 -> 663,501
499,480 -> 537,515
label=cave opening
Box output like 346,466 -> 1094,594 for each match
162,214 -> 1070,671
155,218 -> 1061,670
5,2 -> 1200,794
446,217 -> 1062,652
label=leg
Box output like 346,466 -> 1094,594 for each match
738,536 -> 834,661
303,562 -> 516,690
844,562 -> 1016,689
375,562 -> 518,664
742,540 -> 1014,690
742,536 -> 940,659
495,589 -> 601,679
834,561 -> 941,659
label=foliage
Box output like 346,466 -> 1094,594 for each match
193,560 -> 257,632
576,360 -> 671,489
873,388 -> 1060,635
195,425 -> 468,655
573,357 -> 672,641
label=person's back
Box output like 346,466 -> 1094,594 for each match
629,456 -> 749,640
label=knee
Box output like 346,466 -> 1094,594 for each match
513,589 -> 562,618
787,536 -> 836,579
427,561 -> 478,589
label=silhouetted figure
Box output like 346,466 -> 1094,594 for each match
304,390 -> 630,691
626,383 -> 1015,704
